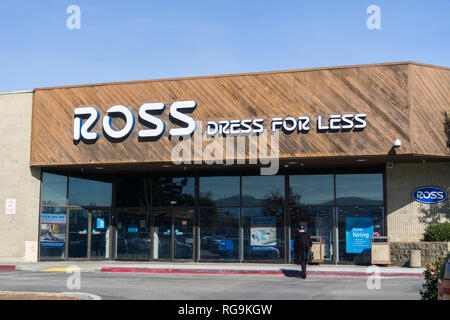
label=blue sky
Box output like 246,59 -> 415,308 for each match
0,0 -> 448,92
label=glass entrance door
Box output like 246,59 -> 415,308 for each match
68,209 -> 111,260
90,210 -> 111,259
173,209 -> 194,260
68,209 -> 89,259
152,208 -> 194,261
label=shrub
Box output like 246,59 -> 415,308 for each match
422,222 -> 450,242
420,255 -> 447,300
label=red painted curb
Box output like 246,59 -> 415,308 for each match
0,265 -> 15,270
100,267 -> 423,278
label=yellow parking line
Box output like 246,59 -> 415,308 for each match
42,267 -> 83,272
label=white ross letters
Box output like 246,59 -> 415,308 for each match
103,105 -> 135,140
138,103 -> 166,138
74,107 -> 99,141
169,101 -> 197,137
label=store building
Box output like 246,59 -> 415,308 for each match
0,62 -> 448,264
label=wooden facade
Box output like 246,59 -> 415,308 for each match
30,62 -> 449,168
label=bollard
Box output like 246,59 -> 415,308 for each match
410,250 -> 421,268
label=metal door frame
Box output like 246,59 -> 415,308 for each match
152,207 -> 195,262
66,207 -> 111,261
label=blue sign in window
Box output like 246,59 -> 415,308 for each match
218,240 -> 233,251
345,217 -> 374,254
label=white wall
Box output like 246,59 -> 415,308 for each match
0,91 -> 41,262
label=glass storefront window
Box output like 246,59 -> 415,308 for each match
242,175 -> 284,207
90,210 -> 111,259
337,206 -> 384,263
153,208 -> 173,260
336,174 -> 383,205
41,172 -> 67,206
242,207 -> 285,261
199,208 -> 240,260
153,176 -> 195,206
115,208 -> 150,260
199,176 -> 240,207
39,170 -> 385,263
290,207 -> 334,260
289,175 -> 334,205
39,207 -> 67,259
116,176 -> 152,207
68,176 -> 112,207
173,208 -> 194,260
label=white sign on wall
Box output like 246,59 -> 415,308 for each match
5,199 -> 16,215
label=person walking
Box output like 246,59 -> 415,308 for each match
293,225 -> 312,279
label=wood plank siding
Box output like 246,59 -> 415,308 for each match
29,62 -> 449,167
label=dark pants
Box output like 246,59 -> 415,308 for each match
300,259 -> 307,278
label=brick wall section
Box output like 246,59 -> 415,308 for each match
386,162 -> 450,242
390,242 -> 450,266
0,92 -> 41,262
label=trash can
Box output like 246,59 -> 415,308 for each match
309,236 -> 324,264
371,237 -> 391,266
410,250 -> 421,268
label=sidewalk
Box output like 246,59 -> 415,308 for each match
2,261 -> 425,278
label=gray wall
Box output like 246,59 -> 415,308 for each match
386,162 -> 450,242
0,91 -> 41,262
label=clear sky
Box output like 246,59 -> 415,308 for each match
0,0 -> 448,92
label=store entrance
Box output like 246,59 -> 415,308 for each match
67,209 -> 111,260
152,208 -> 194,261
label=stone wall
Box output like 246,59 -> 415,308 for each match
390,242 -> 450,267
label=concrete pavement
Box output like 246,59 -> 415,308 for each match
0,269 -> 424,300
1,261 -> 425,277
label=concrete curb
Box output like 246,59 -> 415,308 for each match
100,267 -> 424,278
0,290 -> 101,300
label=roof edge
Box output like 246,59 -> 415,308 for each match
0,90 -> 33,96
34,61 -> 449,92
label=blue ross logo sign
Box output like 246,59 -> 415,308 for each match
412,187 -> 447,204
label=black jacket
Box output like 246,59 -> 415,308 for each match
293,232 -> 312,263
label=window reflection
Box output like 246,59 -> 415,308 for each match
41,172 -> 67,206
153,176 -> 195,206
115,208 -> 150,260
290,207 -> 334,260
242,207 -> 285,261
199,176 -> 240,207
242,175 -> 284,207
199,208 -> 240,260
116,176 -> 151,207
336,174 -> 383,205
289,175 -> 334,205
68,176 -> 112,207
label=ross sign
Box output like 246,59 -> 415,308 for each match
74,101 -> 197,142
5,199 -> 16,215
73,100 -> 367,143
345,217 -> 374,254
412,186 -> 447,204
